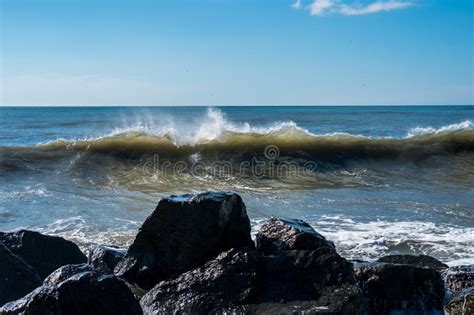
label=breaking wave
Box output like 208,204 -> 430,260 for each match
1,108 -> 473,179
2,120 -> 473,162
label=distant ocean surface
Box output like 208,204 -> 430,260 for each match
1,106 -> 473,265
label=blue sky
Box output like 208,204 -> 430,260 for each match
0,0 -> 472,105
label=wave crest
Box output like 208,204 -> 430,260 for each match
1,108 -> 473,165
407,120 -> 472,138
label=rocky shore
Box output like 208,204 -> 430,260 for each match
0,192 -> 472,314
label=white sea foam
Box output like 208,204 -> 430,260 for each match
251,216 -> 474,266
12,185 -> 51,197
406,120 -> 472,138
30,216 -> 141,249
92,107 -> 369,146
33,108 -> 473,148
108,107 -> 316,146
109,108 -> 472,144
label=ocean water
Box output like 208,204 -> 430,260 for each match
0,106 -> 473,265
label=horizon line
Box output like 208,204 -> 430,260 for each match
1,104 -> 473,108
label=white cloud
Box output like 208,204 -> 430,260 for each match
339,1 -> 414,15
291,0 -> 302,9
309,0 -> 335,15
304,0 -> 414,16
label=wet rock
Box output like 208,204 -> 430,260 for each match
444,286 -> 474,315
355,262 -> 444,314
87,245 -> 125,274
254,217 -> 355,303
311,284 -> 365,315
115,192 -> 254,290
377,254 -> 448,269
43,263 -> 95,285
140,215 -> 361,314
0,230 -> 87,280
0,242 -> 42,306
140,248 -> 258,314
0,271 -> 142,315
257,248 -> 356,303
256,217 -> 335,255
232,284 -> 365,315
445,265 -> 474,295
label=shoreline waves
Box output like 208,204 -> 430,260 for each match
1,106 -> 473,268
0,192 -> 472,314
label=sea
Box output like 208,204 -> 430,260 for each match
0,106 -> 473,265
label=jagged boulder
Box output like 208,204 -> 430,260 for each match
141,215 -> 363,314
0,272 -> 142,315
43,263 -> 95,285
255,217 -> 355,299
0,230 -> 87,280
256,217 -> 335,255
444,286 -> 474,315
251,217 -> 361,313
140,248 -> 258,314
87,245 -> 125,274
377,254 -> 448,269
355,262 -> 444,314
0,242 -> 42,305
115,192 -> 254,290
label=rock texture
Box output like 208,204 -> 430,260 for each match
256,217 -> 335,255
115,192 -> 254,290
141,248 -> 259,314
0,272 -> 141,315
255,217 -> 355,301
256,249 -> 356,303
0,230 -> 87,280
140,215 -> 364,314
355,262 -> 445,314
445,265 -> 474,295
251,217 -> 361,313
231,284 -> 364,315
0,192 -> 463,315
43,263 -> 95,285
87,245 -> 125,274
444,286 -> 474,315
377,254 -> 448,269
0,243 -> 42,306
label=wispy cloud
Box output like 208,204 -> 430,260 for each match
291,0 -> 302,9
309,0 -> 335,15
339,1 -> 415,15
298,0 -> 415,16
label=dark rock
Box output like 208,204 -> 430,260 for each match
87,245 -> 125,274
256,217 -> 335,255
140,248 -> 258,314
115,192 -> 254,290
444,286 -> 474,315
445,265 -> 474,295
377,254 -> 448,269
256,249 -> 356,303
253,217 -> 355,305
0,271 -> 142,315
0,242 -> 42,306
312,285 -> 365,315
231,284 -> 365,315
43,263 -> 95,285
0,230 -> 87,280
355,262 -> 445,314
140,213 -> 361,314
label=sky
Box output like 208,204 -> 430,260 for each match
0,0 -> 472,106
